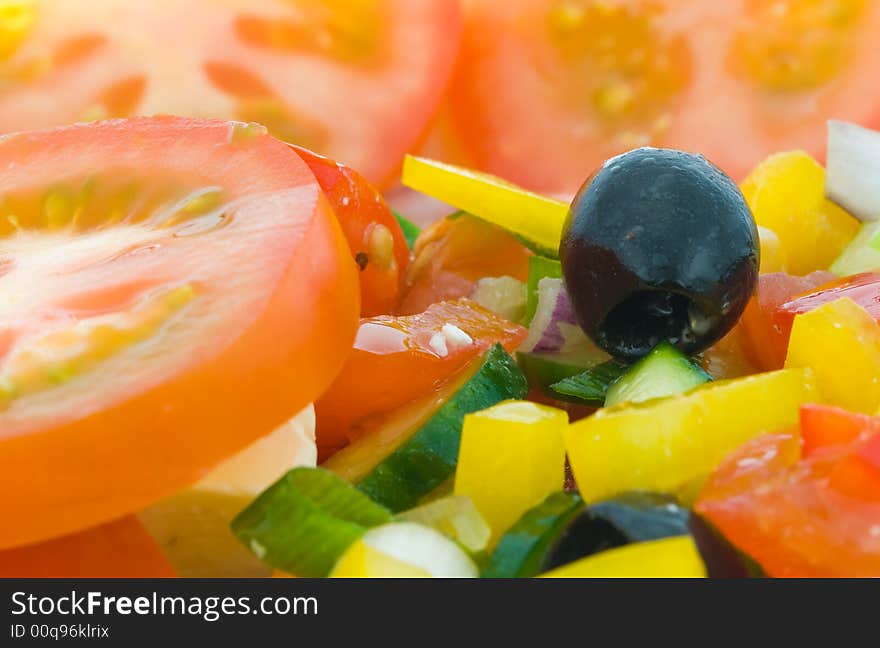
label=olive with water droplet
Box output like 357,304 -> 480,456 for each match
560,147 -> 759,362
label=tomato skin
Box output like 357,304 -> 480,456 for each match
397,214 -> 532,315
697,406 -> 880,577
738,271 -> 834,371
315,299 -> 527,458
774,273 -> 880,347
0,118 -> 360,549
291,144 -> 410,316
0,517 -> 175,578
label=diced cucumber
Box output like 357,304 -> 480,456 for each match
517,351 -> 598,395
324,345 -> 529,512
526,256 -> 563,323
230,467 -> 392,577
549,360 -> 630,405
392,210 -> 421,250
481,491 -> 583,578
604,342 -> 711,407
830,220 -> 880,276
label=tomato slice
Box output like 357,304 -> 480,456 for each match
0,1 -> 461,186
448,1 -> 880,193
697,407 -> 880,577
0,117 -> 359,549
0,516 -> 175,578
738,271 -> 834,371
397,214 -> 532,316
315,299 -> 527,458
291,145 -> 410,316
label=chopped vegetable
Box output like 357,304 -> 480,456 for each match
562,148 -> 758,362
604,342 -> 711,408
541,493 -> 691,572
549,361 -> 630,406
482,492 -> 584,579
540,536 -> 706,578
565,368 -> 819,503
740,150 -> 859,275
697,409 -> 880,577
785,297 -> 880,414
470,276 -> 527,323
830,221 -> 880,276
826,120 -> 880,223
454,401 -> 568,545
401,155 -> 568,257
330,522 -> 478,578
393,210 -> 422,250
526,256 -> 563,324
396,495 -> 490,554
315,299 -> 526,457
325,345 -> 529,512
231,468 -> 391,578
517,351 -> 603,398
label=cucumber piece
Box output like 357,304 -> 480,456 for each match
231,467 -> 391,577
526,256 -> 563,323
830,220 -> 880,276
549,360 -> 630,405
604,342 -> 711,407
482,491 -> 583,578
392,210 -> 421,250
325,344 -> 529,512
517,351 -> 595,394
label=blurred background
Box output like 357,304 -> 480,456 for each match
1,0 -> 878,221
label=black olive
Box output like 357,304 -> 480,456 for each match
541,492 -> 690,572
560,147 -> 759,362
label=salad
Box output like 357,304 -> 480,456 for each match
1,1 -> 880,579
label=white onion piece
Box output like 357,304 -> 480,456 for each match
826,120 -> 880,222
470,276 -> 527,323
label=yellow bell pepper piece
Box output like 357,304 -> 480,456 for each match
402,155 -> 569,256
785,297 -> 880,414
740,151 -> 859,275
757,225 -> 787,274
565,368 -> 819,503
455,401 -> 568,545
540,536 -> 706,578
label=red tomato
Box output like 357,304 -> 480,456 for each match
799,403 -> 880,458
397,214 -> 532,315
291,145 -> 410,316
0,117 -> 359,549
775,272 -> 880,344
0,517 -> 175,578
315,299 -> 527,458
738,271 -> 834,371
448,0 -> 880,193
697,406 -> 880,577
0,1 -> 461,186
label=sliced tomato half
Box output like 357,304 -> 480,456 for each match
449,0 -> 880,193
0,1 -> 461,185
0,117 -> 359,549
0,516 -> 175,578
292,145 -> 411,316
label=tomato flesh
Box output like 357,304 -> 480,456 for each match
0,516 -> 175,578
292,145 -> 410,316
738,271 -> 834,371
449,0 -> 880,193
397,214 -> 532,316
0,1 -> 462,185
697,406 -> 880,577
0,117 -> 359,549
315,299 -> 527,458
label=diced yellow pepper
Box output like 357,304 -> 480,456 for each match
540,536 -> 706,578
402,155 -> 569,256
757,225 -> 787,274
740,151 -> 859,275
454,401 -> 568,545
565,368 -> 819,503
785,297 -> 880,414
